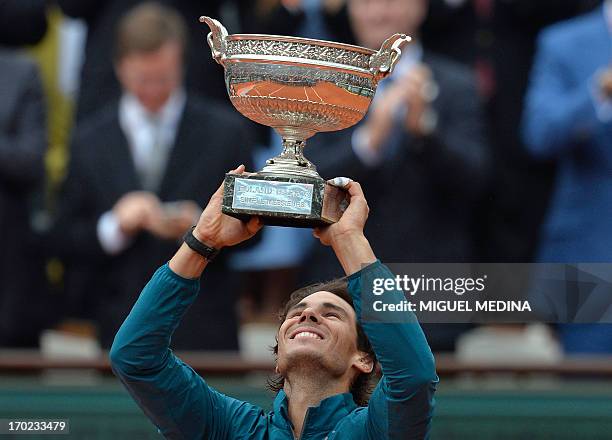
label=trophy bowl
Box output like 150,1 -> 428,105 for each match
200,16 -> 410,227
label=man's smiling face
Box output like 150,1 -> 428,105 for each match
276,291 -> 363,378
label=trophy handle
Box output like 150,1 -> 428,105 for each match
369,33 -> 412,82
199,16 -> 228,64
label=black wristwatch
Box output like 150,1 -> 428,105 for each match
183,226 -> 220,262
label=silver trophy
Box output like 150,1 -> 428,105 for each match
200,16 -> 410,227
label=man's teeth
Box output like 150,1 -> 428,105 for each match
294,331 -> 322,340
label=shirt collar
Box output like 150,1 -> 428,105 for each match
272,389 -> 358,434
605,0 -> 612,31
119,87 -> 186,131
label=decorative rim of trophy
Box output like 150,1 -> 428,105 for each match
200,16 -> 410,226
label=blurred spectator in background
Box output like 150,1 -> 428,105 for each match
56,0 -> 240,121
27,5 -> 88,199
0,52 -> 47,346
301,0 -> 489,351
49,3 -> 252,350
522,1 -> 612,353
421,0 -> 602,262
307,0 -> 489,269
0,1 -> 49,347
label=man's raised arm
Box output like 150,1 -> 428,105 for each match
110,166 -> 263,439
314,179 -> 438,439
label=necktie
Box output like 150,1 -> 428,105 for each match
140,115 -> 169,192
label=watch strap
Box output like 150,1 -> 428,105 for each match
183,226 -> 220,261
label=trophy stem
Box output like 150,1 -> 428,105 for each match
260,134 -> 320,179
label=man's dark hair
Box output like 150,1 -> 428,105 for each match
114,2 -> 187,61
268,278 -> 379,406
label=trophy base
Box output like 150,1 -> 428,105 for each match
222,173 -> 348,228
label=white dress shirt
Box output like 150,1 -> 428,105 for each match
96,89 -> 186,255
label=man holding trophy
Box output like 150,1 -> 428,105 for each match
111,8 -> 437,440
111,167 -> 437,439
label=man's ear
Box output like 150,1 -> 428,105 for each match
353,352 -> 374,374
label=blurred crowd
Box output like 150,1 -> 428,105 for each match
1,0 -> 611,358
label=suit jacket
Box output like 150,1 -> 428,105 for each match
0,51 -> 47,345
522,6 -> 612,263
51,95 -> 253,349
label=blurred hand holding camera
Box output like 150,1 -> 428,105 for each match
113,192 -> 201,240
148,200 -> 202,241
112,191 -> 161,236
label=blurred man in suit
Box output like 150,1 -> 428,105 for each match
51,3 -> 252,349
522,1 -> 612,352
0,51 -> 47,346
421,0 -> 601,263
57,0 -> 242,121
303,0 -> 488,351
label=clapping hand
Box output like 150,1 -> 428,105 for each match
598,67 -> 612,98
361,63 -> 438,153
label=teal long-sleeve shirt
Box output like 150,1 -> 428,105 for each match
110,260 -> 438,439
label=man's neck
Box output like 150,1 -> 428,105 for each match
120,87 -> 186,124
283,374 -> 349,439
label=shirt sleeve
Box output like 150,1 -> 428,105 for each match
109,264 -> 264,440
351,127 -> 386,168
347,261 -> 438,440
96,211 -> 133,255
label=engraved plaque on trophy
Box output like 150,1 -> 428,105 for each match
200,16 -> 410,227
